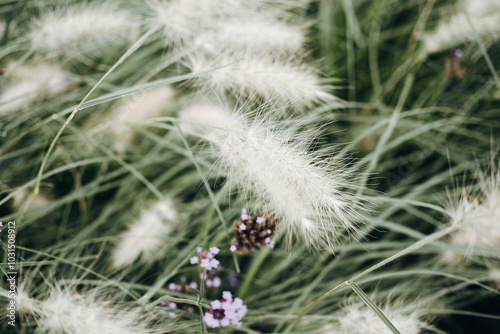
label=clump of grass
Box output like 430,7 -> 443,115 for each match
1,0 -> 500,333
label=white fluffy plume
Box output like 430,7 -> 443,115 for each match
113,197 -> 178,267
7,284 -> 166,334
30,3 -> 135,54
150,0 -> 310,46
179,103 -> 365,248
91,86 -> 175,153
0,63 -> 68,115
193,15 -> 305,58
447,165 -> 500,251
324,303 -> 428,334
189,55 -> 336,110
423,0 -> 500,54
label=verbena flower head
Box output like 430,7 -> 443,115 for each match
162,277 -> 197,317
423,0 -> 500,54
188,54 -> 336,110
231,208 -> 277,253
203,291 -> 247,328
190,246 -> 220,270
202,269 -> 222,289
30,3 -> 135,55
179,104 -> 366,249
112,197 -> 178,268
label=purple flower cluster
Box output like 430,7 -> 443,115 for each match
203,291 -> 247,328
190,246 -> 220,270
201,269 -> 221,288
161,277 -> 197,318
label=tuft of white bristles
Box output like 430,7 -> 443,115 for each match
9,285 -> 165,334
0,63 -> 68,115
324,303 -> 427,334
30,4 -> 135,54
150,0 -> 309,47
423,0 -> 500,54
189,55 -> 336,110
447,166 -> 500,251
194,15 -> 305,58
98,86 -> 176,153
179,104 -> 365,248
113,197 -> 178,268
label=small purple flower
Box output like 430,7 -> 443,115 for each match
212,277 -> 221,288
203,291 -> 247,328
241,208 -> 249,221
266,229 -> 272,235
191,247 -> 221,270
230,245 -> 237,252
168,283 -> 177,290
256,217 -> 264,224
189,282 -> 198,289
239,223 -> 246,231
200,257 -> 220,271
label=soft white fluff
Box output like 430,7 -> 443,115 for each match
11,285 -> 164,334
30,4 -> 134,54
99,86 -> 175,153
179,104 -> 364,248
447,167 -> 500,250
150,0 -> 239,45
194,15 -> 305,58
151,0 -> 309,46
423,0 -> 500,54
325,303 -> 427,334
113,197 -> 178,267
189,55 -> 335,110
0,63 -> 68,115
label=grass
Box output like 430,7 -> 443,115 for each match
1,0 -> 500,333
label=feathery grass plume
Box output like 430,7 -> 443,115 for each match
0,62 -> 68,115
113,197 -> 178,268
324,302 -> 429,334
188,54 -> 336,110
149,0 -> 238,46
94,86 -> 176,153
8,284 -> 167,334
178,103 -> 365,248
30,3 -> 135,55
486,260 -> 500,287
193,15 -> 305,58
446,165 -> 500,251
12,187 -> 51,210
422,0 -> 500,54
150,0 -> 308,47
